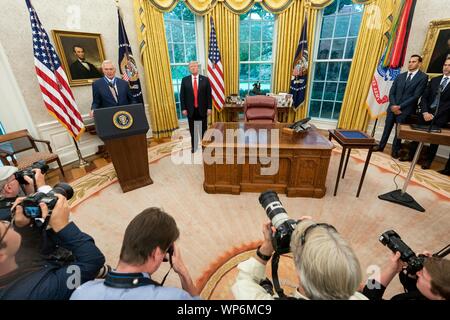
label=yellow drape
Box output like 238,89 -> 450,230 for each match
273,0 -> 318,122
337,0 -> 401,130
205,3 -> 239,123
134,0 -> 179,138
309,0 -> 375,8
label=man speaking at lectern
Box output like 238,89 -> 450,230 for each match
90,60 -> 135,117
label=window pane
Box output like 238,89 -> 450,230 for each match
261,42 -> 272,61
344,37 -> 357,59
318,40 -> 331,59
334,15 -> 350,38
240,82 -> 250,96
250,23 -> 261,41
338,0 -> 353,14
327,62 -> 341,81
165,24 -> 173,42
173,44 -> 185,63
184,22 -> 196,42
315,62 -> 327,81
260,64 -> 271,81
309,100 -> 322,117
330,39 -> 345,59
354,4 -> 364,12
321,101 -> 334,119
336,82 -> 347,101
240,43 -> 249,61
240,63 -> 249,80
182,6 -> 194,20
262,23 -> 274,41
168,44 -> 174,64
172,23 -> 183,42
250,43 -> 261,60
349,14 -> 362,36
340,62 -> 351,81
249,64 -> 260,80
240,22 -> 249,42
333,102 -> 342,120
185,44 -> 197,62
321,16 -> 335,38
324,82 -> 338,100
311,82 -> 324,100
260,82 -> 271,94
324,1 -> 337,16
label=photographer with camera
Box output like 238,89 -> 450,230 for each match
232,191 -> 367,300
0,194 -> 105,299
0,164 -> 51,220
70,207 -> 200,300
362,231 -> 450,300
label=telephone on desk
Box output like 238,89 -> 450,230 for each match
288,117 -> 311,132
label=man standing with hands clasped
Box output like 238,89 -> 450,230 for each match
373,55 -> 428,158
180,61 -> 212,153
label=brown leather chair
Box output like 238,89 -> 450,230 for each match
244,96 -> 277,123
0,129 -> 65,177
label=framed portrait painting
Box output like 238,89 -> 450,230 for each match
422,19 -> 450,76
52,30 -> 105,86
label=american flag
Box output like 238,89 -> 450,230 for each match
25,0 -> 84,140
207,17 -> 225,111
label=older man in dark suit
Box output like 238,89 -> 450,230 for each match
373,55 -> 428,158
401,58 -> 450,169
180,61 -> 212,153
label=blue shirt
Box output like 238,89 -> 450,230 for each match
70,273 -> 200,300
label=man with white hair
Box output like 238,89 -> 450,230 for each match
90,60 -> 135,117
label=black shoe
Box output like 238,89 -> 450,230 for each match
391,152 -> 399,159
421,162 -> 432,170
399,155 -> 413,162
373,145 -> 384,152
437,169 -> 450,176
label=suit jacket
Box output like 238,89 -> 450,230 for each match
388,70 -> 428,122
420,75 -> 450,127
70,60 -> 102,80
180,74 -> 212,118
91,77 -> 135,110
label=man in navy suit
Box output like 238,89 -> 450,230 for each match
373,55 -> 428,158
401,58 -> 450,169
90,60 -> 135,117
180,61 -> 212,153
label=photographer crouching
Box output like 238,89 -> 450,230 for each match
232,191 -> 367,300
363,230 -> 450,300
0,192 -> 105,299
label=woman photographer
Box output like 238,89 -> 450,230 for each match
232,218 -> 367,300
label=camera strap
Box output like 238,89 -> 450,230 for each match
271,252 -> 286,299
104,271 -> 161,289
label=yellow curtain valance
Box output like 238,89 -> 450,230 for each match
308,0 -> 375,9
148,0 -> 296,15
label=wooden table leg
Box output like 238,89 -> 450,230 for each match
356,148 -> 373,197
334,146 -> 346,196
342,148 -> 351,179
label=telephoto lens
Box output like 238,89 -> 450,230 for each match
52,183 -> 74,200
258,190 -> 289,228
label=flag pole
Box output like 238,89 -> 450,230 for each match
73,137 -> 89,168
371,118 -> 378,137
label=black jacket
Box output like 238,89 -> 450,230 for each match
420,75 -> 450,127
180,74 -> 212,118
69,60 -> 102,80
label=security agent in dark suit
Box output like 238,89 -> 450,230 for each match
69,45 -> 103,80
90,60 -> 135,117
401,58 -> 450,169
180,61 -> 212,153
373,55 -> 428,158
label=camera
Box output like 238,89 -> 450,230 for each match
21,183 -> 74,219
259,190 -> 298,254
14,160 -> 49,185
379,230 -> 425,274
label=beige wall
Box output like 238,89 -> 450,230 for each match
0,0 -> 146,126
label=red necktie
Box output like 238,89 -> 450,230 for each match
193,77 -> 198,108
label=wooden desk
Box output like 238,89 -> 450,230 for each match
328,130 -> 377,197
223,104 -> 291,122
202,122 -> 334,198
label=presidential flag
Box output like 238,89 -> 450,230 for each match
207,17 -> 225,111
25,0 -> 84,140
290,19 -> 308,111
118,8 -> 143,103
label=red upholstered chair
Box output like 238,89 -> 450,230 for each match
243,96 -> 277,123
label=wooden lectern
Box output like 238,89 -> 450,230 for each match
94,104 -> 153,193
378,124 -> 450,212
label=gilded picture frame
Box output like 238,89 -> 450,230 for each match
51,30 -> 106,86
422,18 -> 450,77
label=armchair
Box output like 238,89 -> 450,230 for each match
243,96 -> 277,123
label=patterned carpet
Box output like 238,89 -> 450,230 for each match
67,130 -> 449,299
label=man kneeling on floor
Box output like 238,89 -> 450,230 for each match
71,207 -> 200,300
